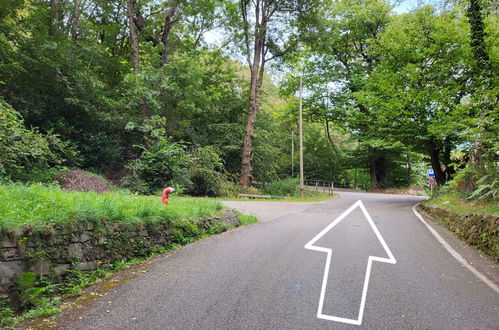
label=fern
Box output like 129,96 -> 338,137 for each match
468,177 -> 498,201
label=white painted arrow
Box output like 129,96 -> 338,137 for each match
304,200 -> 396,326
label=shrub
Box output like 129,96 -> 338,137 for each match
186,146 -> 233,197
0,100 -> 80,182
450,164 -> 498,201
123,139 -> 191,195
263,177 -> 299,196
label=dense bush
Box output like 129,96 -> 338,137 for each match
186,146 -> 234,197
0,100 -> 79,182
449,164 -> 499,202
263,177 -> 300,196
122,137 -> 191,195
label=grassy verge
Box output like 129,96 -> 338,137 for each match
235,212 -> 259,226
425,192 -> 498,216
0,183 -> 224,231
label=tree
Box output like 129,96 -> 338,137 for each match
356,6 -> 474,185
225,0 -> 312,187
298,0 -> 393,189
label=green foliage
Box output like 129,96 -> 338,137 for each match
450,164 -> 499,202
123,137 -> 191,195
15,272 -> 53,309
263,178 -> 300,197
467,175 -> 498,201
0,295 -> 14,327
237,213 -> 259,226
0,100 -> 79,182
186,146 -> 234,197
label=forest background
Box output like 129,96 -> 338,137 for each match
0,0 -> 497,200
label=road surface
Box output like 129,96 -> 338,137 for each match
57,191 -> 498,329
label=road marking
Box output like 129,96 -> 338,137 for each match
412,205 -> 499,294
304,200 -> 396,325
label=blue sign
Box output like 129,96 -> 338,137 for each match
428,168 -> 435,177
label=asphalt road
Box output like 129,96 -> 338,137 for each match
60,192 -> 498,329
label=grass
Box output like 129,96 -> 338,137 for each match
0,183 -> 224,231
236,212 -> 258,226
426,191 -> 499,215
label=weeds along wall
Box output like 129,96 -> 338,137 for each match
0,210 -> 240,307
417,204 -> 499,260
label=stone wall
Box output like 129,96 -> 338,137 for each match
0,209 -> 240,306
417,204 -> 498,260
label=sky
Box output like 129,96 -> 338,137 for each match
204,1 -> 437,45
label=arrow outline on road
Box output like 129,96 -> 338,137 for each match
304,200 -> 396,325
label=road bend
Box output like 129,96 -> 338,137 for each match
59,191 -> 499,330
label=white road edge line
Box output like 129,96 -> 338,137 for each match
412,204 -> 499,295
305,200 -> 396,325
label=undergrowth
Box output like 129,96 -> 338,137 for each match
428,190 -> 498,215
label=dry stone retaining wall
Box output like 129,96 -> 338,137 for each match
417,204 -> 498,260
0,209 -> 240,306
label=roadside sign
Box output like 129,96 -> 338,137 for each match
428,168 -> 435,177
428,178 -> 435,184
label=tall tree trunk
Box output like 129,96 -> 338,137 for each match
442,146 -> 456,182
126,0 -> 148,120
375,156 -> 387,186
407,155 -> 412,186
158,2 -> 179,135
467,0 -> 493,86
239,67 -> 261,187
50,0 -> 63,34
70,0 -> 82,41
161,2 -> 178,66
369,155 -> 378,190
126,0 -> 141,75
239,0 -> 266,187
324,119 -> 339,156
466,0 -> 494,165
428,140 -> 446,185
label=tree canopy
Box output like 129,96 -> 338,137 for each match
0,0 -> 496,198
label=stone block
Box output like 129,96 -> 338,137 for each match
72,231 -> 92,243
222,209 -> 240,227
54,264 -> 70,275
68,243 -> 84,259
74,261 -> 97,271
0,260 -> 25,285
1,236 -> 17,248
29,258 -> 51,275
2,248 -> 21,261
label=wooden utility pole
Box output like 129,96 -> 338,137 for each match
291,130 -> 295,177
299,76 -> 304,198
